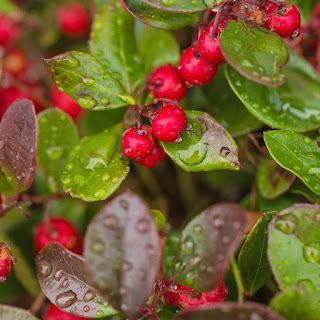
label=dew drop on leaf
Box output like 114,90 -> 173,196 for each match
55,290 -> 78,309
104,215 -> 118,229
275,213 -> 299,234
38,260 -> 52,278
84,290 -> 96,302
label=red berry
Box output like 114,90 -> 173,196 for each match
151,104 -> 187,143
147,65 -> 188,102
51,87 -> 83,121
0,243 -> 16,282
165,283 -> 227,310
56,2 -> 90,38
122,125 -> 155,160
265,2 -> 301,38
0,15 -> 20,47
34,218 -> 83,254
44,304 -> 89,320
3,48 -> 28,76
135,142 -> 167,168
199,21 -> 226,65
179,46 -> 218,86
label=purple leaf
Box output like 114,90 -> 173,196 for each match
0,99 -> 37,193
84,190 -> 160,319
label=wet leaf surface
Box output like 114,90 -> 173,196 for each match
221,21 -> 288,87
171,203 -> 246,291
161,111 -> 240,172
0,99 -> 37,193
35,243 -> 117,318
0,305 -> 40,319
84,191 -> 160,319
61,123 -> 129,202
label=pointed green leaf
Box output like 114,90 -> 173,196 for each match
45,51 -> 135,111
0,306 -> 40,320
61,123 -> 130,202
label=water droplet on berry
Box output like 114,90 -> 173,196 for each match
55,290 -> 77,309
193,224 -> 203,234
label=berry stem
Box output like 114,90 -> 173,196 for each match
210,1 -> 230,38
29,292 -> 46,315
134,84 -> 147,101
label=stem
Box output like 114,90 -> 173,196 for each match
134,84 -> 147,101
231,258 -> 245,302
30,292 -> 46,315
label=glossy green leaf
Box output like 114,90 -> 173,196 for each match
37,109 -> 78,193
137,27 -> 180,74
122,0 -> 199,30
239,213 -> 274,295
163,231 -> 181,277
171,203 -> 246,291
290,179 -> 319,203
257,156 -> 296,200
61,123 -> 129,202
270,286 -> 320,320
0,305 -> 40,320
151,209 -> 166,231
268,204 -> 320,298
221,20 -> 288,87
90,1 -> 144,94
161,111 -> 240,172
226,51 -> 320,132
264,130 -> 320,196
45,51 -> 135,111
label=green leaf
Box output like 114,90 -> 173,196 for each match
61,123 -> 130,202
220,20 -> 288,87
95,0 -> 112,11
161,111 -> 240,172
0,305 -> 40,320
163,231 -> 181,277
123,0 -> 199,30
225,51 -> 320,132
239,213 -> 273,295
257,155 -> 296,200
137,27 -> 180,75
264,130 -> 320,196
151,209 -> 166,231
268,204 -> 320,298
257,193 -> 298,214
171,203 -> 246,291
0,0 -> 19,13
90,1 -> 144,94
37,109 -> 78,193
45,51 -> 135,111
290,179 -> 319,203
0,169 -> 14,195
270,286 -> 320,320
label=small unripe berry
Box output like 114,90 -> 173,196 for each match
0,243 -> 16,282
179,46 -> 218,86
135,142 -> 167,168
122,125 -> 155,160
147,65 -> 188,102
44,304 -> 89,320
34,218 -> 83,254
0,15 -> 20,47
265,2 -> 301,38
56,2 -> 90,38
151,104 -> 187,143
51,87 -> 82,121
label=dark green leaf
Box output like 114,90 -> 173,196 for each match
122,0 -> 199,30
225,51 -> 320,131
264,130 -> 320,196
239,213 -> 274,295
269,286 -> 320,320
61,123 -> 129,202
163,231 -> 181,277
171,203 -> 246,291
37,109 -> 78,193
95,0 -> 112,12
268,204 -> 320,298
161,111 -> 240,172
36,243 -> 117,318
0,305 -> 40,320
84,191 -> 159,318
45,51 -> 135,111
173,302 -> 285,320
90,1 -> 144,94
290,179 -> 319,203
257,156 -> 296,200
257,193 -> 298,214
221,20 -> 288,87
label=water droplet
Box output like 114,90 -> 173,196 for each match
173,261 -> 186,273
84,290 -> 96,302
120,94 -> 135,105
293,165 -> 301,171
102,173 -> 111,181
62,279 -> 69,287
103,73 -> 111,80
193,224 -> 203,234
83,305 -> 90,312
104,214 -> 118,229
161,0 -> 176,5
38,260 -> 52,277
120,199 -> 129,210
101,96 -> 110,106
95,189 -> 106,199
55,290 -> 77,309
77,95 -> 97,109
303,242 -> 320,263
54,270 -> 63,281
297,279 -> 315,293
135,218 -> 150,233
92,240 -> 105,254
96,310 -> 105,317
46,146 -> 64,160
181,236 -> 195,255
112,176 -> 119,184
60,55 -> 80,67
146,244 -> 155,257
275,213 -> 298,234
122,261 -> 133,272
212,216 -> 224,229
73,175 -> 85,186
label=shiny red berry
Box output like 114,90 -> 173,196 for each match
179,46 -> 218,86
0,243 -> 16,282
0,15 -> 20,47
122,125 -> 155,160
151,104 -> 187,143
51,87 -> 83,121
147,64 -> 188,102
165,282 -> 228,310
44,304 -> 89,320
56,2 -> 90,38
34,218 -> 83,254
265,2 -> 301,38
199,21 -> 227,65
3,48 -> 28,76
135,142 -> 167,168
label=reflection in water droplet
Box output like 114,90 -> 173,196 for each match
84,290 -> 96,302
135,218 -> 150,234
104,214 -> 118,229
55,290 -> 77,309
77,95 -> 97,110
83,305 -> 90,312
181,236 -> 195,255
46,146 -> 65,160
38,260 -> 52,278
303,242 -> 320,263
275,213 -> 299,234
54,270 -> 63,281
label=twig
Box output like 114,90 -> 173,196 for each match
30,291 -> 46,315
